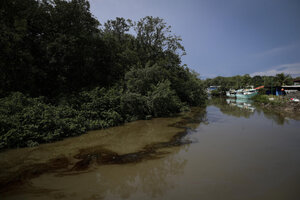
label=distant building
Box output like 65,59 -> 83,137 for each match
293,79 -> 300,85
206,86 -> 220,94
281,85 -> 300,94
208,86 -> 220,91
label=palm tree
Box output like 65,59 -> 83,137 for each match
275,73 -> 292,86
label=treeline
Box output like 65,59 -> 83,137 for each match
204,73 -> 294,95
0,0 -> 206,149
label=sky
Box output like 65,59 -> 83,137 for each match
89,0 -> 300,79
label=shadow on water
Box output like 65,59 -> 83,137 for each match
0,107 -> 207,194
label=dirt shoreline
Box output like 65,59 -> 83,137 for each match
257,101 -> 300,120
0,107 -> 206,195
263,101 -> 300,112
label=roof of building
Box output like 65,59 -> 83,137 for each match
254,85 -> 264,89
282,85 -> 300,88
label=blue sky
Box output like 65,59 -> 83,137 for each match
89,0 -> 300,78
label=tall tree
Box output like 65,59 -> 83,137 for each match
134,16 -> 185,65
274,73 -> 293,86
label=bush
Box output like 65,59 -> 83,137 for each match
210,89 -> 222,97
251,95 -> 270,104
0,92 -> 86,149
125,63 -> 169,95
172,70 -> 207,106
120,92 -> 150,121
251,94 -> 286,105
0,75 -> 207,150
0,73 -> 206,150
77,87 -> 123,128
147,80 -> 182,117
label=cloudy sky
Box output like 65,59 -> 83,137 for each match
89,0 -> 300,78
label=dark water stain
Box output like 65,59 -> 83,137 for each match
0,108 -> 207,194
70,108 -> 207,171
0,156 -> 69,193
0,132 -> 187,193
71,130 -> 190,171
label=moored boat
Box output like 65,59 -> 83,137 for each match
236,89 -> 258,99
226,90 -> 236,98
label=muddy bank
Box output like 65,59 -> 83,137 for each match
0,108 -> 206,195
260,101 -> 300,112
257,101 -> 300,120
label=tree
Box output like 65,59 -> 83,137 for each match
104,17 -> 132,41
274,73 -> 293,86
148,80 -> 182,117
134,16 -> 185,65
0,0 -> 104,97
0,1 -> 208,149
241,74 -> 251,88
251,76 -> 263,87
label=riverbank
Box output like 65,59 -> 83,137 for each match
252,94 -> 300,118
0,0 -> 207,151
0,84 -> 206,150
0,107 -> 206,195
1,100 -> 300,200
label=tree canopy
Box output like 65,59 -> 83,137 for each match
204,73 -> 293,91
0,0 -> 207,149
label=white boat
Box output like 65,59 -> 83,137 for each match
236,89 -> 258,99
226,90 -> 236,98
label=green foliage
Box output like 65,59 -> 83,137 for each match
171,69 -> 206,106
251,94 -> 287,106
148,80 -> 182,117
204,75 -> 248,91
204,73 -> 294,90
76,87 -> 123,129
251,76 -> 264,87
0,0 -> 207,149
0,81 -> 204,149
209,86 -> 227,97
274,73 -> 293,86
0,92 -> 86,149
0,82 -> 183,149
251,95 -> 270,104
120,92 -> 149,121
125,63 -> 168,95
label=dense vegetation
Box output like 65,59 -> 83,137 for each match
251,94 -> 290,105
205,73 -> 294,96
0,0 -> 206,149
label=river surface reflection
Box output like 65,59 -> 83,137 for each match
1,99 -> 300,200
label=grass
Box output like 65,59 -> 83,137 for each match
251,94 -> 288,106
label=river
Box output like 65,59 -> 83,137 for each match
1,98 -> 300,200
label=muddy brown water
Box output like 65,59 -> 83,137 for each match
1,98 -> 300,200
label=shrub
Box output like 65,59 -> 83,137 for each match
147,80 -> 183,117
251,94 -> 286,105
77,87 -> 123,129
125,63 -> 169,95
251,94 -> 270,104
0,80 -> 205,149
0,92 -> 86,149
120,92 -> 150,121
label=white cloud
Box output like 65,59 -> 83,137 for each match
251,63 -> 300,77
